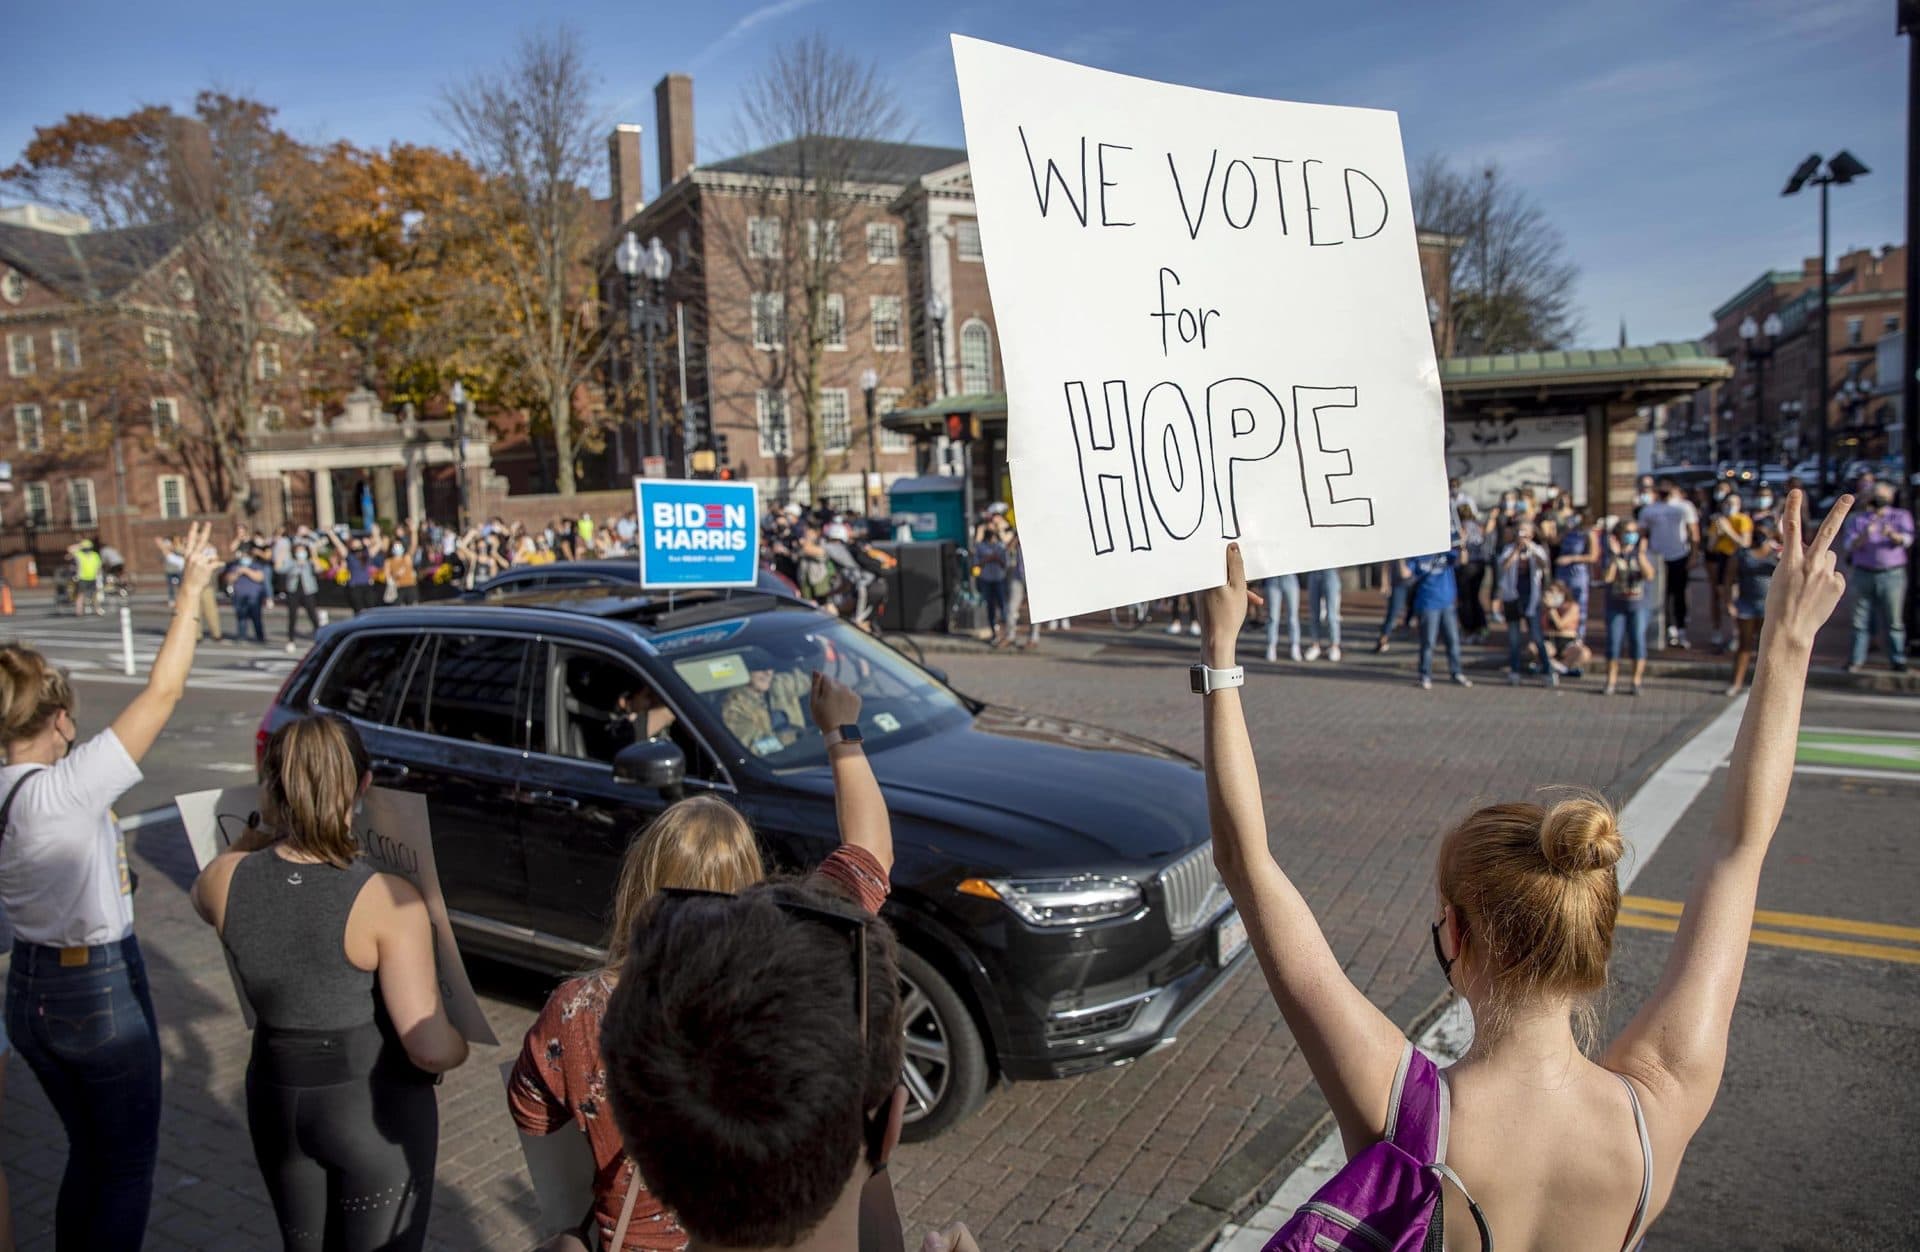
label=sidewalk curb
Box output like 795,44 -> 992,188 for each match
1136,979 -> 1456,1252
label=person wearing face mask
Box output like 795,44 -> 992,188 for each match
0,524 -> 221,1250
1602,519 -> 1657,695
1496,521 -> 1555,686
1705,492 -> 1752,650
1750,485 -> 1778,523
385,534 -> 420,606
283,537 -> 322,653
1726,520 -> 1783,696
225,546 -> 270,644
1839,483 -> 1913,673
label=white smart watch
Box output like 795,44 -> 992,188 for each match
1188,664 -> 1245,695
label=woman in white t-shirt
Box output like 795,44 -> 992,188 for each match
0,522 -> 220,1251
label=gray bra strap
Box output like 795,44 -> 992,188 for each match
1617,1074 -> 1655,1250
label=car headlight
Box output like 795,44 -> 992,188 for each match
957,875 -> 1144,926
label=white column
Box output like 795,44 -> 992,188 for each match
405,457 -> 426,529
314,469 -> 336,530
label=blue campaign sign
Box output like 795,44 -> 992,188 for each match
634,478 -> 761,588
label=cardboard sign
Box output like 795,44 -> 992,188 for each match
634,477 -> 761,588
952,36 -> 1450,621
175,785 -> 499,1047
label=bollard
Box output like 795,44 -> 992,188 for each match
120,605 -> 136,676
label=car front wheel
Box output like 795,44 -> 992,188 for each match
896,946 -> 988,1141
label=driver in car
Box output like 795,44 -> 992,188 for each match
609,682 -> 676,751
721,647 -> 811,756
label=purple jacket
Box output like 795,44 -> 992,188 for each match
1842,506 -> 1913,572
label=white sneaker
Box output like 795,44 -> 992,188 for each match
1290,644 -> 1303,662
1304,643 -> 1323,661
1328,645 -> 1343,662
1165,623 -> 1182,636
1419,676 -> 1432,690
1264,643 -> 1277,662
285,641 -> 298,654
1188,621 -> 1201,637
1452,674 -> 1474,688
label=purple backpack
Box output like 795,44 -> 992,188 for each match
1264,1042 -> 1490,1252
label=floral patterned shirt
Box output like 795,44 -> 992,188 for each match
506,845 -> 891,1250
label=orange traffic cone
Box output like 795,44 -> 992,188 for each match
0,582 -> 13,616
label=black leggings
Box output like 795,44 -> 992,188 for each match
246,1021 -> 439,1252
286,589 -> 320,641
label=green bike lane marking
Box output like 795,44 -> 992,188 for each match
1797,729 -> 1920,774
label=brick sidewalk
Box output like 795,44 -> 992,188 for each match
0,652 -> 1729,1251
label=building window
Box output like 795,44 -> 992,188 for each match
807,220 -> 840,262
7,333 -> 33,377
752,292 -> 785,350
820,388 -> 851,453
14,404 -> 43,453
955,220 -> 983,263
960,319 -> 995,394
877,389 -> 911,454
866,223 -> 899,263
1,270 -> 23,304
59,400 -> 86,436
257,341 -> 282,381
68,479 -> 97,528
871,295 -> 903,351
261,405 -> 286,431
756,389 -> 789,457
748,216 -> 782,260
23,483 -> 50,528
1845,317 -> 1863,347
145,327 -> 173,367
151,397 -> 179,433
159,475 -> 188,521
1886,314 -> 1901,336
51,327 -> 80,370
820,293 -> 846,350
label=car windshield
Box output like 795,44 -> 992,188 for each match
649,610 -> 971,769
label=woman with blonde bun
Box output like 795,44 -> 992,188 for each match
1195,490 -> 1854,1249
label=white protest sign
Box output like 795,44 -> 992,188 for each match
952,36 -> 1451,622
175,785 -> 499,1047
354,788 -> 500,1046
176,786 -> 263,1028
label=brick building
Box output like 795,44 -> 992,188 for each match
1668,243 -> 1905,470
0,205 -> 314,571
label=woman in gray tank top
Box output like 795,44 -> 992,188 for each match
191,715 -> 468,1251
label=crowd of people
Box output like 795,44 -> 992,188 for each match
0,488 -> 1877,1251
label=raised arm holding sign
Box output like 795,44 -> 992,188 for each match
952,36 -> 1450,621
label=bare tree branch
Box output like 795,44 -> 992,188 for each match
1413,156 -> 1580,355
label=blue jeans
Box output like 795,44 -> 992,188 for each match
1848,567 -> 1908,667
1418,606 -> 1463,679
1263,574 -> 1300,654
1379,580 -> 1411,641
1307,569 -> 1341,647
1503,600 -> 1551,675
6,935 -> 163,1251
1607,601 -> 1650,661
234,595 -> 267,642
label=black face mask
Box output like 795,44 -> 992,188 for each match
55,714 -> 76,758
1430,920 -> 1454,987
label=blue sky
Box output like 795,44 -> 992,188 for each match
2,0 -> 1905,347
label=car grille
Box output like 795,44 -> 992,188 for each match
1159,843 -> 1228,939
1044,1002 -> 1141,1044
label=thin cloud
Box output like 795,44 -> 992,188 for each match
692,0 -> 823,68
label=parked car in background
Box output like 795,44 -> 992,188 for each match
466,558 -> 801,602
259,587 -> 1246,1139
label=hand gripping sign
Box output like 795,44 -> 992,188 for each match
952,36 -> 1451,622
636,477 -> 762,589
179,785 -> 499,1046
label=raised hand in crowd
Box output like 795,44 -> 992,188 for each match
810,669 -> 893,873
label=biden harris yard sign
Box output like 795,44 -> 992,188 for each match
636,478 -> 761,588
952,35 -> 1451,623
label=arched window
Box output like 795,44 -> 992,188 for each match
960,320 -> 994,395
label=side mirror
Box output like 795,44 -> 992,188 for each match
613,740 -> 686,798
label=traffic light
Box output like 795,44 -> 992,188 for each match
945,412 -> 976,443
717,465 -> 736,481
715,432 -> 731,462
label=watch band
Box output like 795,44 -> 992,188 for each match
823,725 -> 864,748
1189,664 -> 1245,694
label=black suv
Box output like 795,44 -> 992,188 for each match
260,589 -> 1246,1138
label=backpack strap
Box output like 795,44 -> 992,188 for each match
0,767 -> 46,851
1389,1042 -> 1496,1252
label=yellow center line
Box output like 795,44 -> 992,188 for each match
1616,911 -> 1920,966
1620,895 -> 1920,944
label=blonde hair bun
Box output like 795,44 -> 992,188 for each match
1537,794 -> 1623,877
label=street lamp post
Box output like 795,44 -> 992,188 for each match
615,233 -> 674,472
927,294 -> 950,398
449,380 -> 470,532
1739,313 -> 1783,469
1783,150 -> 1871,495
860,366 -> 879,519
